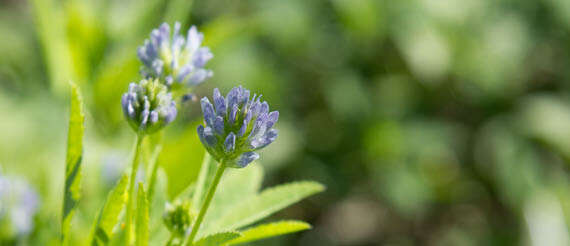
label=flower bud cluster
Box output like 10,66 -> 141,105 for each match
121,78 -> 177,134
197,86 -> 279,168
123,22 -> 214,134
137,22 -> 213,89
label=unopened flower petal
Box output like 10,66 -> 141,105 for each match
237,152 -> 259,168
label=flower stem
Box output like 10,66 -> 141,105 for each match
146,135 -> 163,205
186,161 -> 226,244
125,134 -> 144,245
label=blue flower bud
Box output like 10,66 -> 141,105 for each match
224,132 -> 236,153
121,78 -> 177,134
137,22 -> 213,89
197,86 -> 279,168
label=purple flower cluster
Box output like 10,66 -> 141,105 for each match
121,78 -> 177,134
0,174 -> 39,237
197,86 -> 279,168
137,22 -> 213,88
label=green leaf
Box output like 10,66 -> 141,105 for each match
62,82 -> 84,244
89,174 -> 129,245
193,231 -> 241,246
136,184 -> 149,246
227,220 -> 311,245
203,181 -> 324,236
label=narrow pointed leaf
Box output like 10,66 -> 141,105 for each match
136,184 -> 149,246
203,181 -> 324,235
90,174 -> 129,245
227,220 -> 311,245
193,231 -> 241,246
62,82 -> 84,244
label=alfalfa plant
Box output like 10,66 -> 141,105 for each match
61,22 -> 324,246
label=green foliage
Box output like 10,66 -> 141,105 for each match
202,181 -> 324,236
193,231 -> 241,246
136,184 -> 149,246
62,82 -> 84,244
227,220 -> 311,245
7,0 -> 570,244
160,123 -> 206,199
185,163 -> 324,244
89,174 -> 129,245
164,0 -> 194,26
203,165 -> 263,225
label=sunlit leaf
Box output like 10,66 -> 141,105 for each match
62,82 -> 84,244
227,220 -> 311,245
90,174 -> 129,245
203,181 -> 324,236
193,231 -> 241,246
136,184 -> 149,246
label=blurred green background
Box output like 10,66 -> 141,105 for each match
2,0 -> 570,245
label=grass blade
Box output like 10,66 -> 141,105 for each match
62,82 -> 84,244
90,174 -> 129,245
136,184 -> 149,246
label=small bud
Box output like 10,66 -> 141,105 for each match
181,93 -> 198,102
197,86 -> 279,168
121,78 -> 177,134
137,22 -> 213,89
163,200 -> 195,238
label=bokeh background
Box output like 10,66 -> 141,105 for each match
2,0 -> 570,245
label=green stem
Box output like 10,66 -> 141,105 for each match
146,142 -> 163,205
185,162 -> 226,244
192,153 -> 214,207
125,134 -> 144,245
